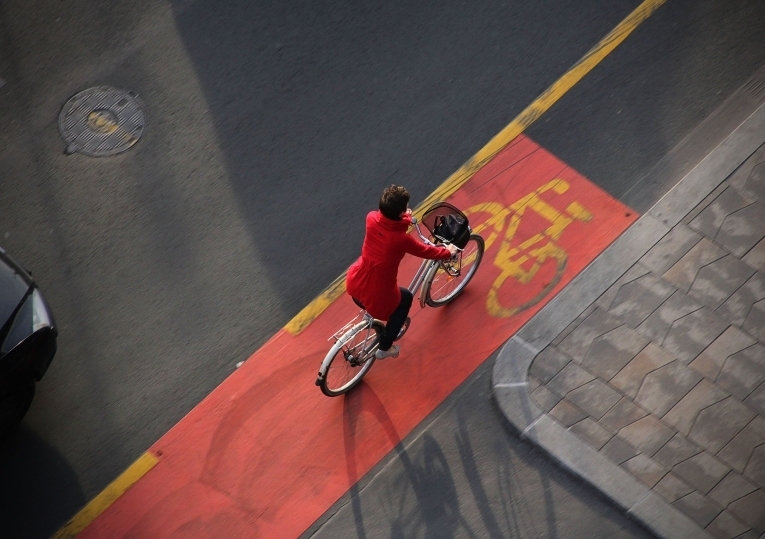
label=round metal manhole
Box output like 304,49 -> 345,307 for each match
58,86 -> 145,157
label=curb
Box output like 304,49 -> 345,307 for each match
491,99 -> 765,539
53,452 -> 159,539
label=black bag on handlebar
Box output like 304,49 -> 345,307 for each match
422,201 -> 471,249
433,213 -> 470,249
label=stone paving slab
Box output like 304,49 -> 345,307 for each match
493,99 -> 765,539
525,161 -> 765,536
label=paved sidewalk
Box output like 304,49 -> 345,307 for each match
493,100 -> 765,538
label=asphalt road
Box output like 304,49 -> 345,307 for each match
304,357 -> 654,539
0,0 -> 764,537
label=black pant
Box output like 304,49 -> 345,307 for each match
378,287 -> 413,351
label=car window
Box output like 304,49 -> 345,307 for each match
1,294 -> 33,355
0,257 -> 30,330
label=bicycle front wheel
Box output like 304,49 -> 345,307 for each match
318,320 -> 384,397
423,234 -> 485,307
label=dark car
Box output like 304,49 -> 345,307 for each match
0,246 -> 57,438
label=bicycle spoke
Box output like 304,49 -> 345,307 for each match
425,235 -> 484,307
320,322 -> 382,396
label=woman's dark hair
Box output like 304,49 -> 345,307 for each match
379,185 -> 410,220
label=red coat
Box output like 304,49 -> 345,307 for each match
346,211 -> 452,320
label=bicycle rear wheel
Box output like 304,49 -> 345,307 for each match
423,234 -> 484,307
318,320 -> 384,397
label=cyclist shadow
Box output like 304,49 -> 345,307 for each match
343,382 -> 466,538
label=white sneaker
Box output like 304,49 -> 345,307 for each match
375,345 -> 400,360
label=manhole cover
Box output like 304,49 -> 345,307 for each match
58,86 -> 145,156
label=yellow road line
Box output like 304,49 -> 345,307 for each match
285,273 -> 347,334
286,0 -> 668,335
54,452 -> 159,539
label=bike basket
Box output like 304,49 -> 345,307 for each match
421,202 -> 471,248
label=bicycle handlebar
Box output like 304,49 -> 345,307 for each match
410,216 -> 463,253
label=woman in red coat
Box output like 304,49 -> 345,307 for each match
346,185 -> 456,359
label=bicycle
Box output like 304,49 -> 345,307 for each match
316,201 -> 485,397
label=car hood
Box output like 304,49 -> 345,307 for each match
0,249 -> 33,329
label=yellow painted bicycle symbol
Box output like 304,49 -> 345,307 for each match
464,179 -> 593,317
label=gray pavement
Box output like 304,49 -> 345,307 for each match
493,87 -> 765,537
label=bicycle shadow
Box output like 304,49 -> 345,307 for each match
452,387 -> 561,539
342,382 -> 470,539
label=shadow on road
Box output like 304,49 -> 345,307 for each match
343,382 -> 475,539
0,426 -> 84,539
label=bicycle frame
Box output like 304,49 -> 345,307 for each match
318,205 -> 480,396
407,216 -> 457,307
327,217 -> 454,347
406,254 -> 438,308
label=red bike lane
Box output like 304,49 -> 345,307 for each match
75,135 -> 637,538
